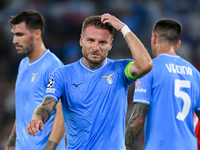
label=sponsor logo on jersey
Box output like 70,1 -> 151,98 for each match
101,72 -> 114,85
72,82 -> 83,88
31,73 -> 39,82
135,88 -> 146,92
135,80 -> 146,92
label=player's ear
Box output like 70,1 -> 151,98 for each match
80,34 -> 83,47
151,34 -> 157,45
34,29 -> 42,41
108,40 -> 113,51
175,40 -> 181,50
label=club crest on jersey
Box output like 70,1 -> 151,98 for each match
31,73 -> 39,82
47,77 -> 54,88
101,72 -> 114,85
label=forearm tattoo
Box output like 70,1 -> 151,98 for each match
125,103 -> 149,149
44,140 -> 58,150
6,131 -> 16,147
33,97 -> 57,123
131,71 -> 139,79
6,122 -> 16,147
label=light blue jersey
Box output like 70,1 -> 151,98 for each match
45,58 -> 134,150
134,53 -> 200,150
15,50 -> 65,150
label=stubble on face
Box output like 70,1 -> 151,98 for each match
82,47 -> 108,65
12,22 -> 34,56
21,36 -> 34,56
81,26 -> 112,69
15,37 -> 34,57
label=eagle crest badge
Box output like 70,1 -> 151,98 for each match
101,72 -> 114,85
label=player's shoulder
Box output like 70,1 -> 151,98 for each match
180,57 -> 197,69
19,57 -> 29,67
108,58 -> 134,65
42,50 -> 63,67
176,55 -> 200,74
45,50 -> 62,62
153,53 -> 200,74
111,58 -> 133,62
152,53 -> 179,68
146,54 -> 169,75
152,54 -> 167,63
55,59 -> 79,72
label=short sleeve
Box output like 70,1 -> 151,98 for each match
133,68 -> 153,105
45,68 -> 65,102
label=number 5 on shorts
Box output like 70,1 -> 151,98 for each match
174,79 -> 191,121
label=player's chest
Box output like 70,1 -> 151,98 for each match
16,66 -> 44,88
68,71 -> 117,91
65,70 -> 124,104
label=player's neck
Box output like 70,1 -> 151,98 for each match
28,42 -> 46,63
156,44 -> 177,57
82,58 -> 105,69
158,49 -> 176,56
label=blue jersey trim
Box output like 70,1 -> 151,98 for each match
44,95 -> 58,102
159,53 -> 180,58
133,99 -> 150,105
29,50 -> 50,66
79,58 -> 108,72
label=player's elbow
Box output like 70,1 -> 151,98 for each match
138,60 -> 153,78
144,59 -> 153,73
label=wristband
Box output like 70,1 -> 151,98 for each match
120,25 -> 131,37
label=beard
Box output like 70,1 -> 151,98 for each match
82,50 -> 107,65
15,45 -> 33,56
24,45 -> 33,56
15,37 -> 34,56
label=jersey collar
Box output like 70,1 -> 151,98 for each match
159,53 -> 180,58
29,49 -> 50,66
79,57 -> 108,73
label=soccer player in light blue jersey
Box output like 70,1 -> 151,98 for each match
125,18 -> 200,150
27,13 -> 153,150
6,10 -> 65,150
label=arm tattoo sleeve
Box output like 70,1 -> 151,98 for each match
6,121 -> 16,147
125,103 -> 149,149
32,97 -> 57,124
44,140 -> 58,150
131,71 -> 139,79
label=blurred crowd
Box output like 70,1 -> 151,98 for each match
0,0 -> 200,149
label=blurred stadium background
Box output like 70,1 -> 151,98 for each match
0,0 -> 200,149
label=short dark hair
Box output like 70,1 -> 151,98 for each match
9,10 -> 45,35
81,15 -> 114,39
153,18 -> 182,44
